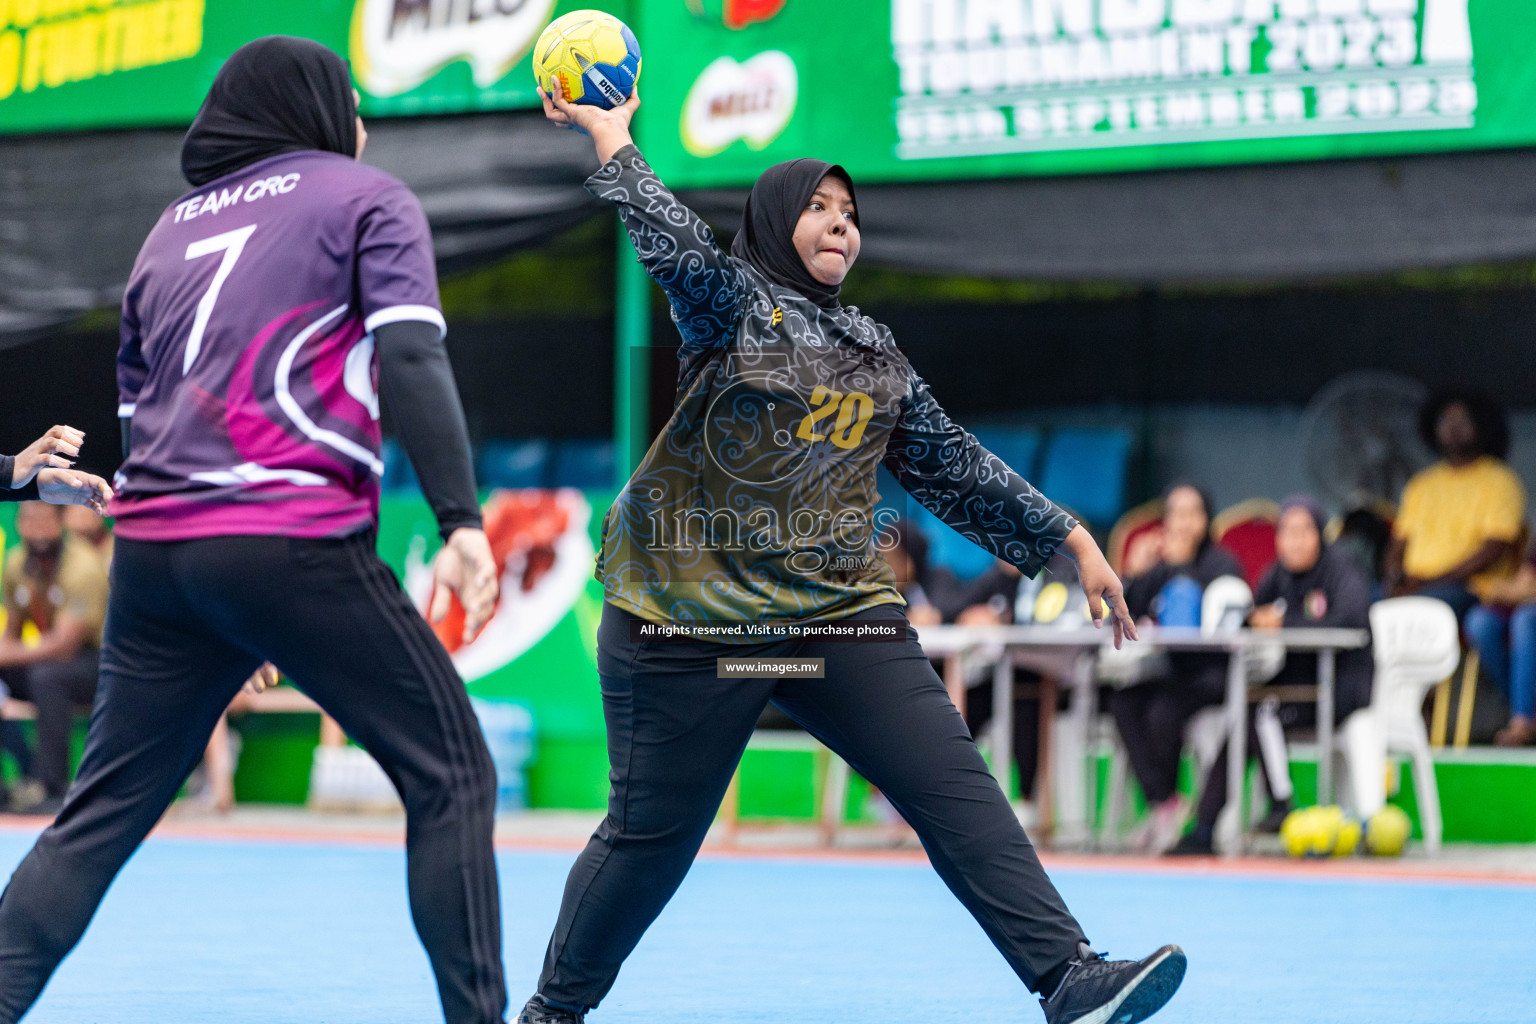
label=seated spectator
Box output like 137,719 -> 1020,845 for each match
1109,483 -> 1244,853
189,664 -> 279,813
64,504 -> 113,566
1385,391 -> 1524,618
0,502 -> 109,813
884,518 -> 952,627
1168,495 -> 1373,855
1332,499 -> 1394,599
957,555 -> 1074,820
1465,551 -> 1536,747
948,559 -> 1022,623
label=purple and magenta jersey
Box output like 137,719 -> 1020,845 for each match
111,150 -> 442,541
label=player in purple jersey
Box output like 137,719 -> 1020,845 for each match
0,38 -> 508,1024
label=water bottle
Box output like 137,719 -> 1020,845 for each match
1156,575 -> 1203,628
469,699 -> 536,812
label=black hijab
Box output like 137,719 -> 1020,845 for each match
1278,493 -> 1328,543
731,158 -> 858,309
181,36 -> 358,187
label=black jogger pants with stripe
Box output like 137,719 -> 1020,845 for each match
537,602 -> 1086,1012
0,534 -> 506,1024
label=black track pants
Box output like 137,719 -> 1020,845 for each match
1107,660 -> 1227,807
537,602 -> 1086,1012
0,534 -> 506,1024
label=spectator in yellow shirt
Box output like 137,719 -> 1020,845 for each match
1385,392 -> 1525,619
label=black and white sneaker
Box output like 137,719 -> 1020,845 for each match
515,995 -> 584,1024
1040,942 -> 1187,1024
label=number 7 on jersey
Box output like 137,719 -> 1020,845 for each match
183,224 -> 257,375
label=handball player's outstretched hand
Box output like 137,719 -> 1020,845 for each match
430,527 -> 500,644
37,468 -> 112,515
1062,524 -> 1138,649
11,425 -> 84,487
540,82 -> 640,164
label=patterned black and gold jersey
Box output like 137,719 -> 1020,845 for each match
589,146 -> 1075,631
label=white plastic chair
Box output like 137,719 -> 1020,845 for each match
1333,597 -> 1459,853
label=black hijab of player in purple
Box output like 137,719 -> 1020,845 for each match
731,158 -> 859,310
181,36 -> 358,187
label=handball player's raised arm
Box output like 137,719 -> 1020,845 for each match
0,38 -> 509,1024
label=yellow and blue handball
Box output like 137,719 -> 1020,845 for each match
1333,813 -> 1362,857
1280,805 -> 1362,858
534,10 -> 641,110
1363,805 -> 1412,857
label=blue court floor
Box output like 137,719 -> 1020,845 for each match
0,826 -> 1529,1024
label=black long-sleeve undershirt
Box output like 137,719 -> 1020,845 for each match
374,319 -> 482,539
0,455 -> 40,502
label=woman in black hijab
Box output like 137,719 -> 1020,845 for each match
519,87 -> 1185,1024
730,156 -> 855,308
181,34 -> 359,186
0,37 -> 507,1024
1168,495 -> 1374,855
1109,483 -> 1245,854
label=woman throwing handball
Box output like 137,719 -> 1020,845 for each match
521,84 -> 1187,1024
0,38 -> 509,1024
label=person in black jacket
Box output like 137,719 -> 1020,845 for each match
1,426 -> 111,512
1109,483 -> 1244,852
1168,495 -> 1373,855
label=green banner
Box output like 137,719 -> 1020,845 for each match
375,488 -> 612,810
6,1 -> 1536,182
635,0 -> 1536,185
0,0 -> 631,133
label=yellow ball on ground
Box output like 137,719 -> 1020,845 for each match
1332,815 -> 1362,857
1280,805 -> 1357,858
1364,805 -> 1413,857
1281,806 -> 1325,858
1311,805 -> 1345,855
